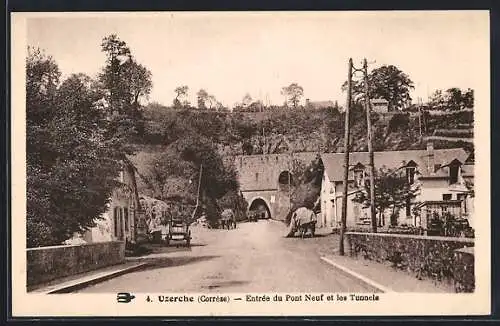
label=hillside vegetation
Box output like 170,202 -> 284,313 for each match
138,103 -> 474,158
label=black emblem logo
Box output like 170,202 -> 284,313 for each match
117,292 -> 136,303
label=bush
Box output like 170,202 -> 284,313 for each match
433,129 -> 473,138
388,113 -> 410,133
453,247 -> 475,292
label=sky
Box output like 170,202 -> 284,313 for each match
26,11 -> 489,108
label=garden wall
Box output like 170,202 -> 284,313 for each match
453,246 -> 475,293
27,241 -> 125,288
346,232 -> 474,292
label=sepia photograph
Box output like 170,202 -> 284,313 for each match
11,10 -> 490,316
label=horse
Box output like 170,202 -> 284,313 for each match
221,209 -> 236,230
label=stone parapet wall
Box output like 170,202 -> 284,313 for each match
27,241 -> 125,288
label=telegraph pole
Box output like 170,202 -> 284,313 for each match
363,59 -> 377,233
339,58 -> 353,256
418,97 -> 423,137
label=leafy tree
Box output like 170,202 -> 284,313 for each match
173,85 -> 189,109
26,51 -> 123,247
242,93 -> 253,107
26,47 -> 61,125
281,83 -> 304,109
352,167 -> 419,227
285,155 -> 324,225
428,90 -> 447,110
217,190 -> 248,221
99,34 -> 152,136
207,94 -> 217,110
197,89 -> 209,110
343,65 -> 414,111
427,88 -> 474,111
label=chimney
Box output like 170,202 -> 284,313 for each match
427,142 -> 435,173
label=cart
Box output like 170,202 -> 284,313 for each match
165,218 -> 191,247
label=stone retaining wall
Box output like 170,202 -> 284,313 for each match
346,232 -> 474,291
27,241 -> 125,288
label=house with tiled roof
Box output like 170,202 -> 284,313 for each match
318,143 -> 474,231
305,99 -> 337,110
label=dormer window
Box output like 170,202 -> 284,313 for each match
448,159 -> 462,185
354,170 -> 364,188
352,163 -> 365,188
405,160 -> 417,185
449,165 -> 459,184
406,167 -> 416,184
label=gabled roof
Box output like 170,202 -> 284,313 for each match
321,148 -> 469,182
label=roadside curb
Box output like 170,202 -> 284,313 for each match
320,256 -> 393,293
39,262 -> 149,294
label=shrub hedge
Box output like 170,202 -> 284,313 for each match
346,232 -> 474,291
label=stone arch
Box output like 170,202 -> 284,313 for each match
248,197 -> 272,219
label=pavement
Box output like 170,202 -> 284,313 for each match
34,219 -> 453,293
30,261 -> 148,294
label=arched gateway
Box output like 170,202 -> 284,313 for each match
235,152 -> 317,221
248,197 -> 272,219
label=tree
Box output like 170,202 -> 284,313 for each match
207,94 -> 217,110
242,93 -> 253,107
428,87 -> 474,111
343,65 -> 414,111
197,89 -> 209,110
174,85 -> 189,109
281,83 -> 304,109
26,47 -> 61,125
428,90 -> 447,110
99,34 -> 153,140
26,50 -> 123,246
139,131 -> 240,227
352,167 -> 419,227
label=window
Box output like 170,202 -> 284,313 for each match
354,170 -> 364,188
124,208 -> 129,232
255,173 -> 259,182
449,164 -> 459,184
443,194 -> 452,201
406,167 -> 416,185
113,207 -> 119,237
406,198 -> 411,217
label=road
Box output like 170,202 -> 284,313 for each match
76,220 -> 371,293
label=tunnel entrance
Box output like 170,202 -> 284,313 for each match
248,198 -> 271,219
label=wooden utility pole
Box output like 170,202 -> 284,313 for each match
363,59 -> 377,233
339,58 -> 353,256
418,97 -> 423,137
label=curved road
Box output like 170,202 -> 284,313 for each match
76,220 -> 371,293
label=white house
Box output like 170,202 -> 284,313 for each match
82,163 -> 141,244
318,143 -> 474,230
